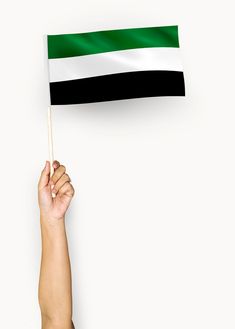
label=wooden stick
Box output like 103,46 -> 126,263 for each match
47,106 -> 54,177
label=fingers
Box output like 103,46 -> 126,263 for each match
50,161 -> 74,198
52,173 -> 71,194
50,163 -> 66,186
38,161 -> 50,190
58,182 -> 75,198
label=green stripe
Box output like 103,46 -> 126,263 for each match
48,25 -> 179,59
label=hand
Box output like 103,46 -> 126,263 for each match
38,161 -> 75,222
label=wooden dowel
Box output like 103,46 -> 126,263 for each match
47,106 -> 54,177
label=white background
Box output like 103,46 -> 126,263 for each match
0,0 -> 235,328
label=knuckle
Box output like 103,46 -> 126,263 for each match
63,173 -> 70,181
68,187 -> 74,197
69,183 -> 75,194
60,165 -> 66,172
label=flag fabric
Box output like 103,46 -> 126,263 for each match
47,25 -> 185,105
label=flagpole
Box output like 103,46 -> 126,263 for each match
48,106 -> 54,177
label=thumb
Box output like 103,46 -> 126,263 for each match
38,161 -> 50,190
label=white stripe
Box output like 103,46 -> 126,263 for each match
48,48 -> 183,82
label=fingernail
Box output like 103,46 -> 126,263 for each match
51,184 -> 54,190
53,160 -> 59,168
52,192 -> 56,198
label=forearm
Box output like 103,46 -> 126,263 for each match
39,216 -> 73,328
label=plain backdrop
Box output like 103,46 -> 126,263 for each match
0,0 -> 235,328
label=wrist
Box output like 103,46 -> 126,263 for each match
40,214 -> 65,227
40,215 -> 67,243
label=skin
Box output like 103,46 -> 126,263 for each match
38,160 -> 75,329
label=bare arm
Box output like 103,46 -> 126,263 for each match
38,161 -> 75,329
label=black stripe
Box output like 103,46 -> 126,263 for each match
50,71 -> 185,105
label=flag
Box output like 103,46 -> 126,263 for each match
47,25 -> 185,105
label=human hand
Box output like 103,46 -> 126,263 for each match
38,161 -> 75,222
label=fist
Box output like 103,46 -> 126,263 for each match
38,161 -> 75,221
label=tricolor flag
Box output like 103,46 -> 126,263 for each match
47,25 -> 185,105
